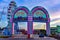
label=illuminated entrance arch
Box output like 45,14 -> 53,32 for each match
11,6 -> 50,38
31,6 -> 50,35
11,6 -> 29,35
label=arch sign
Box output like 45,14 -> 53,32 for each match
11,6 -> 50,38
31,6 -> 50,36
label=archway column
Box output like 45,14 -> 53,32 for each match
12,22 -> 19,35
46,18 -> 50,36
12,23 -> 14,36
27,16 -> 33,38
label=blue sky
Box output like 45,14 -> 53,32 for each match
0,0 -> 60,28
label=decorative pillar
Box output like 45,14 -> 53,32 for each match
27,16 -> 33,38
12,23 -> 14,35
46,18 -> 50,36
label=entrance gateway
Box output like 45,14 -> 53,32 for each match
11,6 -> 50,38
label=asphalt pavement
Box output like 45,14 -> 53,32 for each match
0,34 -> 57,40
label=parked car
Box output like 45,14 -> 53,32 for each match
39,33 -> 44,37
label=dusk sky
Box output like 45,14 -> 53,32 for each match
0,0 -> 60,29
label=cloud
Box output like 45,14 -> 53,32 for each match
50,19 -> 60,27
18,22 -> 27,30
33,22 -> 46,30
0,8 -> 3,12
41,0 -> 60,7
0,21 -> 8,28
2,0 -> 11,3
50,11 -> 60,20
